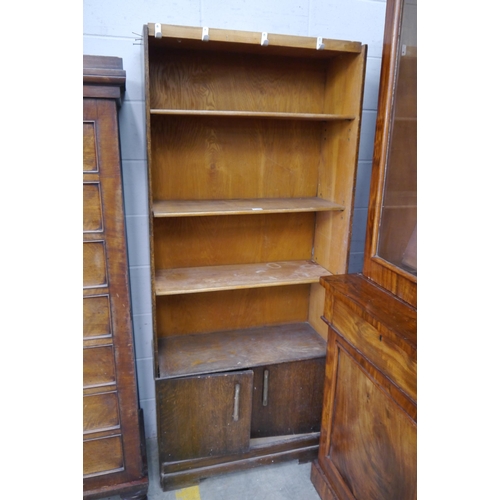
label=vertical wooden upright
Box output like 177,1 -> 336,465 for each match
83,55 -> 149,500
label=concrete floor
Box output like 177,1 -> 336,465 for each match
102,438 -> 322,500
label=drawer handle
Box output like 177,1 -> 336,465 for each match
263,369 -> 269,406
233,383 -> 240,422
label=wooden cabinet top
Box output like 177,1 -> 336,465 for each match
83,55 -> 126,101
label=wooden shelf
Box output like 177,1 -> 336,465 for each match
155,260 -> 332,296
158,322 -> 326,378
153,197 -> 344,217
150,109 -> 356,121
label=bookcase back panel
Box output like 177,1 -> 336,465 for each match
156,285 -> 311,337
150,115 -> 321,200
153,213 -> 314,269
149,48 -> 327,113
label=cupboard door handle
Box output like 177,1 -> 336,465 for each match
233,383 -> 240,421
263,369 -> 269,406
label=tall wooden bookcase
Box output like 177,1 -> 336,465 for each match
143,23 -> 366,491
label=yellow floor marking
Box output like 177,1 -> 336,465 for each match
175,485 -> 202,500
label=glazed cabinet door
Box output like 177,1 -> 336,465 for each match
157,370 -> 254,463
251,358 -> 325,438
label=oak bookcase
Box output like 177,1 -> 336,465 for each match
143,23 -> 366,491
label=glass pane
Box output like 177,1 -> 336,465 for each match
377,0 -> 417,275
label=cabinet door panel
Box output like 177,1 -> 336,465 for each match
158,370 -> 253,463
327,346 -> 416,500
251,358 -> 325,438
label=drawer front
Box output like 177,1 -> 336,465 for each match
83,241 -> 107,288
157,370 -> 253,463
83,295 -> 111,338
251,358 -> 325,438
83,345 -> 116,388
83,121 -> 98,172
83,435 -> 124,476
331,299 -> 416,401
83,392 -> 120,432
83,182 -> 103,232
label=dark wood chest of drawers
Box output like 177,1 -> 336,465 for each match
83,55 -> 148,500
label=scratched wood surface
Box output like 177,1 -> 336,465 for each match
155,260 -> 331,295
158,322 -> 326,377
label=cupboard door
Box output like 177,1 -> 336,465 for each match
323,339 -> 416,500
251,358 -> 325,438
157,370 -> 253,463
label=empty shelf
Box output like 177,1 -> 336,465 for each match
157,322 -> 327,378
150,109 -> 356,121
153,197 -> 344,217
155,260 -> 332,295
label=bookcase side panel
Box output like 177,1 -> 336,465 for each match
314,50 -> 367,274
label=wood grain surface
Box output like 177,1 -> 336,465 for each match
153,197 -> 343,217
156,285 -> 311,336
155,260 -> 332,295
150,115 -> 322,201
153,212 -> 315,269
157,322 -> 326,378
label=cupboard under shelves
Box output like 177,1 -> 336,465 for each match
143,23 -> 366,491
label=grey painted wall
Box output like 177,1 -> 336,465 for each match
83,0 -> 387,439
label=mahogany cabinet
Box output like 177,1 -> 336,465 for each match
143,23 -> 366,491
83,55 -> 148,500
311,0 -> 417,498
311,275 -> 416,500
